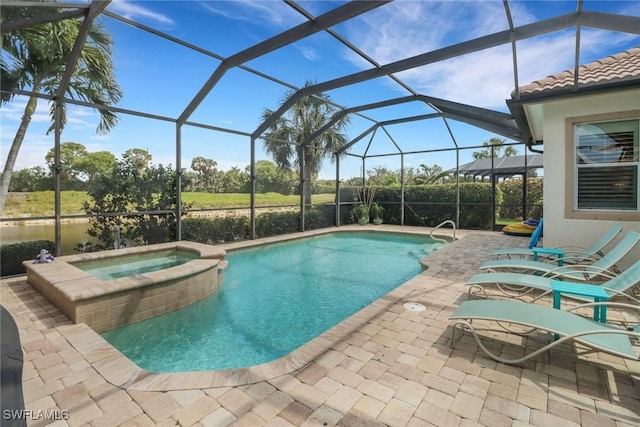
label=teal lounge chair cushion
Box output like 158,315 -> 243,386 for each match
450,299 -> 639,361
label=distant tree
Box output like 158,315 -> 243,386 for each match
191,156 -> 218,175
251,160 -> 296,194
8,166 -> 51,192
190,156 -> 223,192
472,137 -> 518,159
221,166 -> 249,193
341,176 -> 364,187
261,81 -> 350,205
45,142 -> 88,190
122,148 -> 152,172
401,167 -> 417,185
312,179 -> 336,194
73,151 -> 117,183
366,166 -> 399,186
0,1 -> 121,213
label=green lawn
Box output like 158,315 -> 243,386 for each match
2,191 -> 336,217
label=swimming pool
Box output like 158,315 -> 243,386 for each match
102,232 -> 444,372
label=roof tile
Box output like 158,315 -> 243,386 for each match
516,46 -> 640,97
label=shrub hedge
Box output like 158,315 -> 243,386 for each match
1,240 -> 55,277
497,177 -> 543,220
340,183 -> 499,229
182,205 -> 337,244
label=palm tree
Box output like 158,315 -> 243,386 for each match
261,82 -> 350,205
0,3 -> 122,213
415,163 -> 452,184
472,137 -> 518,159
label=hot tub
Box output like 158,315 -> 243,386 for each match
23,241 -> 226,333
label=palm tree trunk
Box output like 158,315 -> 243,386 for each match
303,150 -> 313,206
0,94 -> 38,214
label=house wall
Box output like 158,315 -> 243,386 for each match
541,89 -> 640,268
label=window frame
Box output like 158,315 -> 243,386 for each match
564,110 -> 640,221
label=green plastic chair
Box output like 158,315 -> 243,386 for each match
467,260 -> 640,302
479,231 -> 640,281
449,299 -> 640,364
490,225 -> 622,264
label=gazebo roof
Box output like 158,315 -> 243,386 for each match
449,154 -> 543,177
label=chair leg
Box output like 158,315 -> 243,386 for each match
450,320 -> 566,365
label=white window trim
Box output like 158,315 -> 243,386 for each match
565,110 -> 640,222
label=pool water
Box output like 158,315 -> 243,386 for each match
74,250 -> 198,281
102,233 -> 444,372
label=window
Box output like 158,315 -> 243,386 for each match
573,118 -> 639,212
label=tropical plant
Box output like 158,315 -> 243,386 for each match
414,163 -> 452,184
261,81 -> 351,205
370,202 -> 383,220
0,1 -> 122,213
357,182 -> 376,212
86,157 -> 191,249
351,203 -> 369,223
367,166 -> 400,186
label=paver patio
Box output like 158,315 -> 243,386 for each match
2,226 -> 638,426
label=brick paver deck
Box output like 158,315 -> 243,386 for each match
2,226 -> 638,426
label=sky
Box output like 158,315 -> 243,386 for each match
1,0 -> 640,181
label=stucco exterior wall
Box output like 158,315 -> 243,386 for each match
540,89 -> 640,267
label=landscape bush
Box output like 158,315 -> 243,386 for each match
182,216 -> 250,244
1,240 -> 55,277
182,205 -> 336,244
497,177 -> 543,220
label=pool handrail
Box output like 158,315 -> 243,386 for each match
431,220 -> 456,244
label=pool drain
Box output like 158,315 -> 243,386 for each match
403,302 -> 426,312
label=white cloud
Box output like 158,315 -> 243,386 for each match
0,99 -> 117,172
108,0 -> 173,25
200,0 -> 302,29
342,1 -> 639,108
0,126 -> 54,170
1,98 -> 51,124
350,1 -> 511,64
295,44 -> 319,62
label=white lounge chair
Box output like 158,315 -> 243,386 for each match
449,299 -> 640,364
490,225 -> 622,264
479,231 -> 640,281
467,260 -> 640,302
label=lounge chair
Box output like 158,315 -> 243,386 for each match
490,224 -> 622,264
478,231 -> 640,281
467,260 -> 640,302
449,299 -> 640,364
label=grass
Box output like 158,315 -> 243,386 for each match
2,191 -> 336,218
495,218 -> 526,225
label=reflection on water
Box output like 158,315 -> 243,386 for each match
0,222 -> 95,255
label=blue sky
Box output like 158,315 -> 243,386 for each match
2,0 -> 639,180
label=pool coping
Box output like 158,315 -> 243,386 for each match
57,226 -> 453,390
